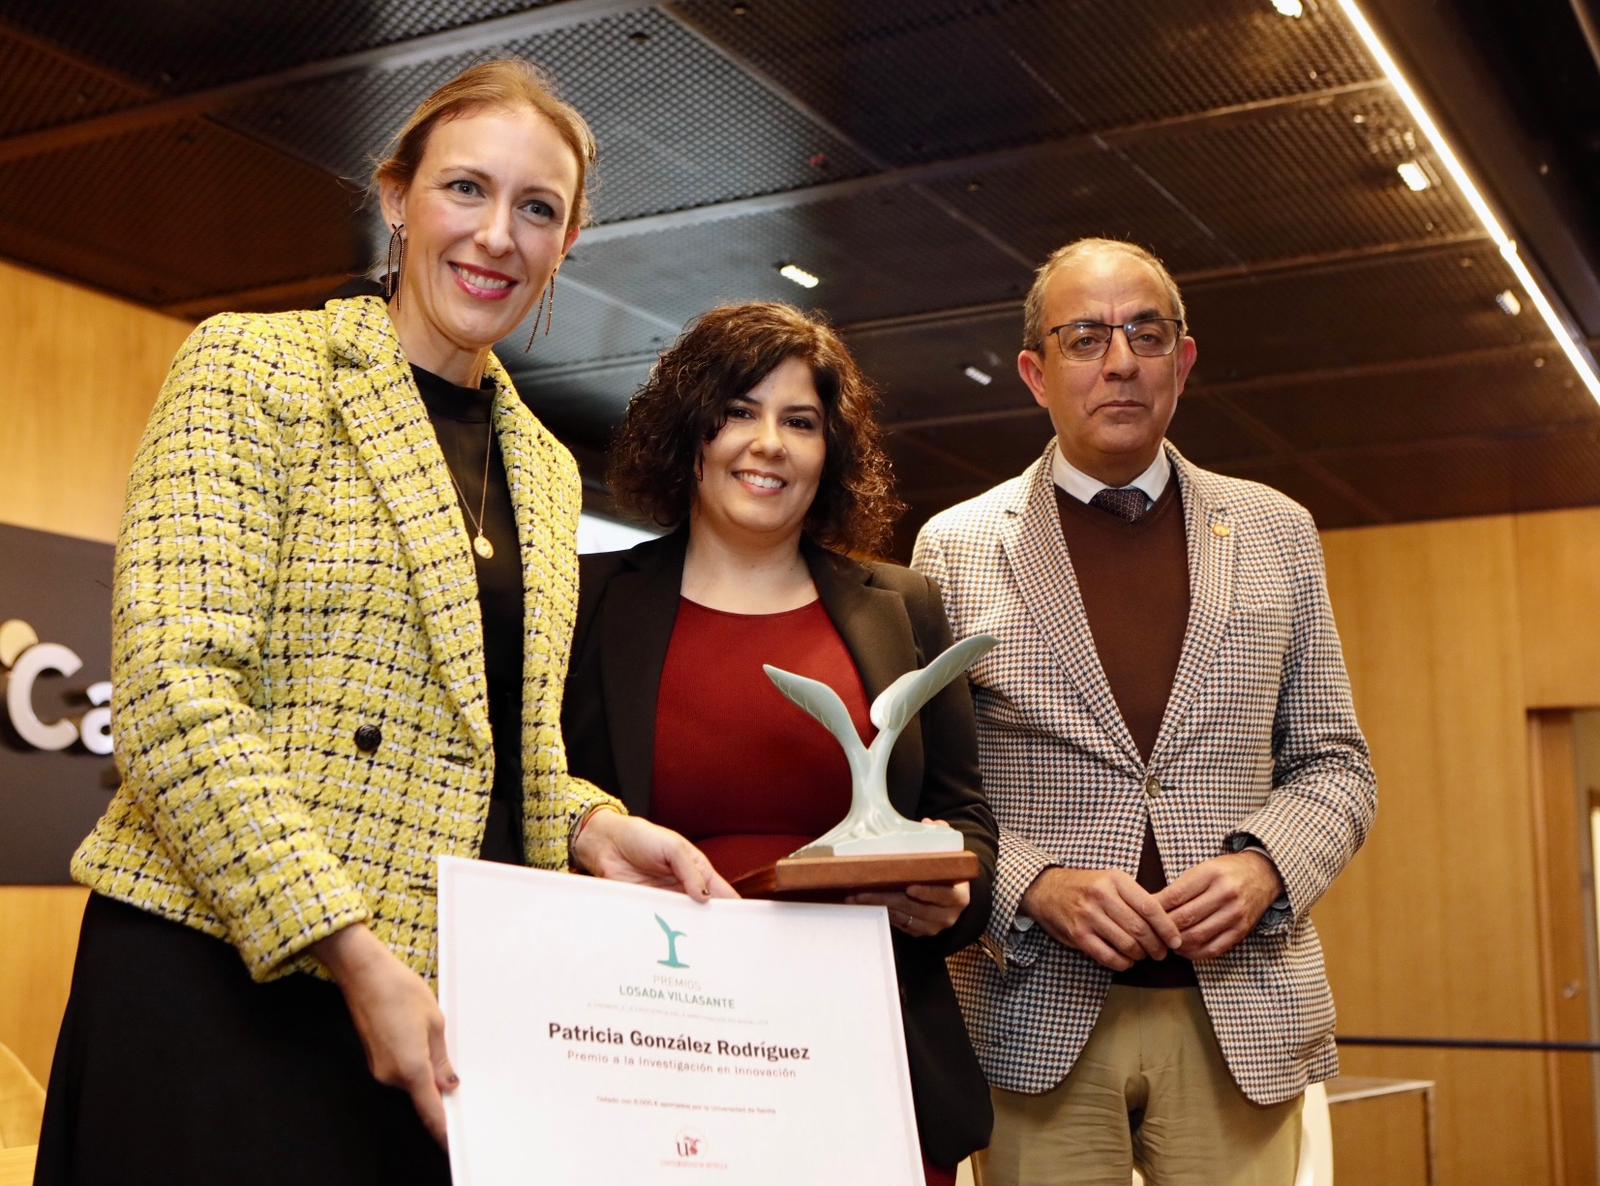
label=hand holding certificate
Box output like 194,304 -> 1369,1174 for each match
438,858 -> 925,1185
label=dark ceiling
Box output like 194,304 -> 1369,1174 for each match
4,0 -> 1600,554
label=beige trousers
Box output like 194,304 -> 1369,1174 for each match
976,986 -> 1302,1186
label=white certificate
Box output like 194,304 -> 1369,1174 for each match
438,857 -> 923,1185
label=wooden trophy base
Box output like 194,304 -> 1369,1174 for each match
731,850 -> 979,901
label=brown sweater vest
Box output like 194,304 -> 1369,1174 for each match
1055,481 -> 1197,987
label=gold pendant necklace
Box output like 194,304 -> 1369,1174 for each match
443,417 -> 496,560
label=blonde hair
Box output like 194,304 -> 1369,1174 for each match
1022,238 -> 1186,350
372,59 -> 597,230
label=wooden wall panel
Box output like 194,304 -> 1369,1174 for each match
1528,713 -> 1600,1185
1318,516 -> 1555,1186
0,887 -> 86,1085
1515,509 -> 1600,709
0,258 -> 190,544
1319,517 -> 1537,1035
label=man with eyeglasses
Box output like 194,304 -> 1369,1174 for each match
913,238 -> 1375,1185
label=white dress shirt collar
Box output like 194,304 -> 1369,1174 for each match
1051,443 -> 1172,505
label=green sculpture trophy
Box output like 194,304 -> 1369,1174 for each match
731,634 -> 998,899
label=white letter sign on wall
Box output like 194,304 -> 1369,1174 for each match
0,619 -> 113,755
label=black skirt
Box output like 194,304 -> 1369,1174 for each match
34,894 -> 451,1186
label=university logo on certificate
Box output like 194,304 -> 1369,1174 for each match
438,858 -> 924,1185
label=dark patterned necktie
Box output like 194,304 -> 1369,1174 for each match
1090,485 -> 1149,522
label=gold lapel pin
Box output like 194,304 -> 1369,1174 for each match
1211,522 -> 1232,538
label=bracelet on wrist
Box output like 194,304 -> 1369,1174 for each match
568,801 -> 624,871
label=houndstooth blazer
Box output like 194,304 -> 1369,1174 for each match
72,296 -> 616,984
912,439 -> 1376,1106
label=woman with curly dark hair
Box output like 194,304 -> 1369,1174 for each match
562,301 -> 997,1185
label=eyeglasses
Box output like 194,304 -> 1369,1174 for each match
1035,317 -> 1185,363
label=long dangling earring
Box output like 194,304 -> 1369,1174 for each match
384,222 -> 406,309
525,267 -> 557,352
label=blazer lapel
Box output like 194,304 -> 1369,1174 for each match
325,297 -> 491,751
599,532 -> 687,814
806,543 -> 923,814
1150,443 -> 1235,768
1001,442 -> 1142,773
489,355 -> 569,759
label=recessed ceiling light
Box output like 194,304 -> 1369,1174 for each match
1271,0 -> 1304,16
963,365 -> 993,386
777,263 -> 819,289
1395,160 -> 1431,191
1338,0 -> 1600,404
1495,289 -> 1522,316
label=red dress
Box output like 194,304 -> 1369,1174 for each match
652,597 -> 875,882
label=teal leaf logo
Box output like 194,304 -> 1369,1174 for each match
654,913 -> 688,968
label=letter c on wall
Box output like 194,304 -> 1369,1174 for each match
5,641 -> 85,750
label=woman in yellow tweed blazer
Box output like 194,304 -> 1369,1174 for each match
36,61 -> 728,1186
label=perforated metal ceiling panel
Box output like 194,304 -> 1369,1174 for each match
1183,241 -> 1535,383
847,308 -> 1025,425
667,0 -> 1093,163
1223,348 -> 1600,456
1013,0 -> 1379,128
915,138 -> 1242,274
508,9 -> 879,221
563,188 -> 1029,329
215,7 -> 876,225
213,54 -> 491,191
0,28 -> 148,137
667,0 -> 1379,163
0,0 -> 557,92
1116,90 -> 1478,267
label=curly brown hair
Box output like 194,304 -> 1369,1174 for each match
607,302 -> 903,555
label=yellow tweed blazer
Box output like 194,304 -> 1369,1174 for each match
73,295 -> 617,983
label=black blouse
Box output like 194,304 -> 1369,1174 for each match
412,364 -> 525,864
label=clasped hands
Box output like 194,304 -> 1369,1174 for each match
1019,851 -> 1283,971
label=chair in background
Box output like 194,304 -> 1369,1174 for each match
1298,1081 -> 1334,1184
